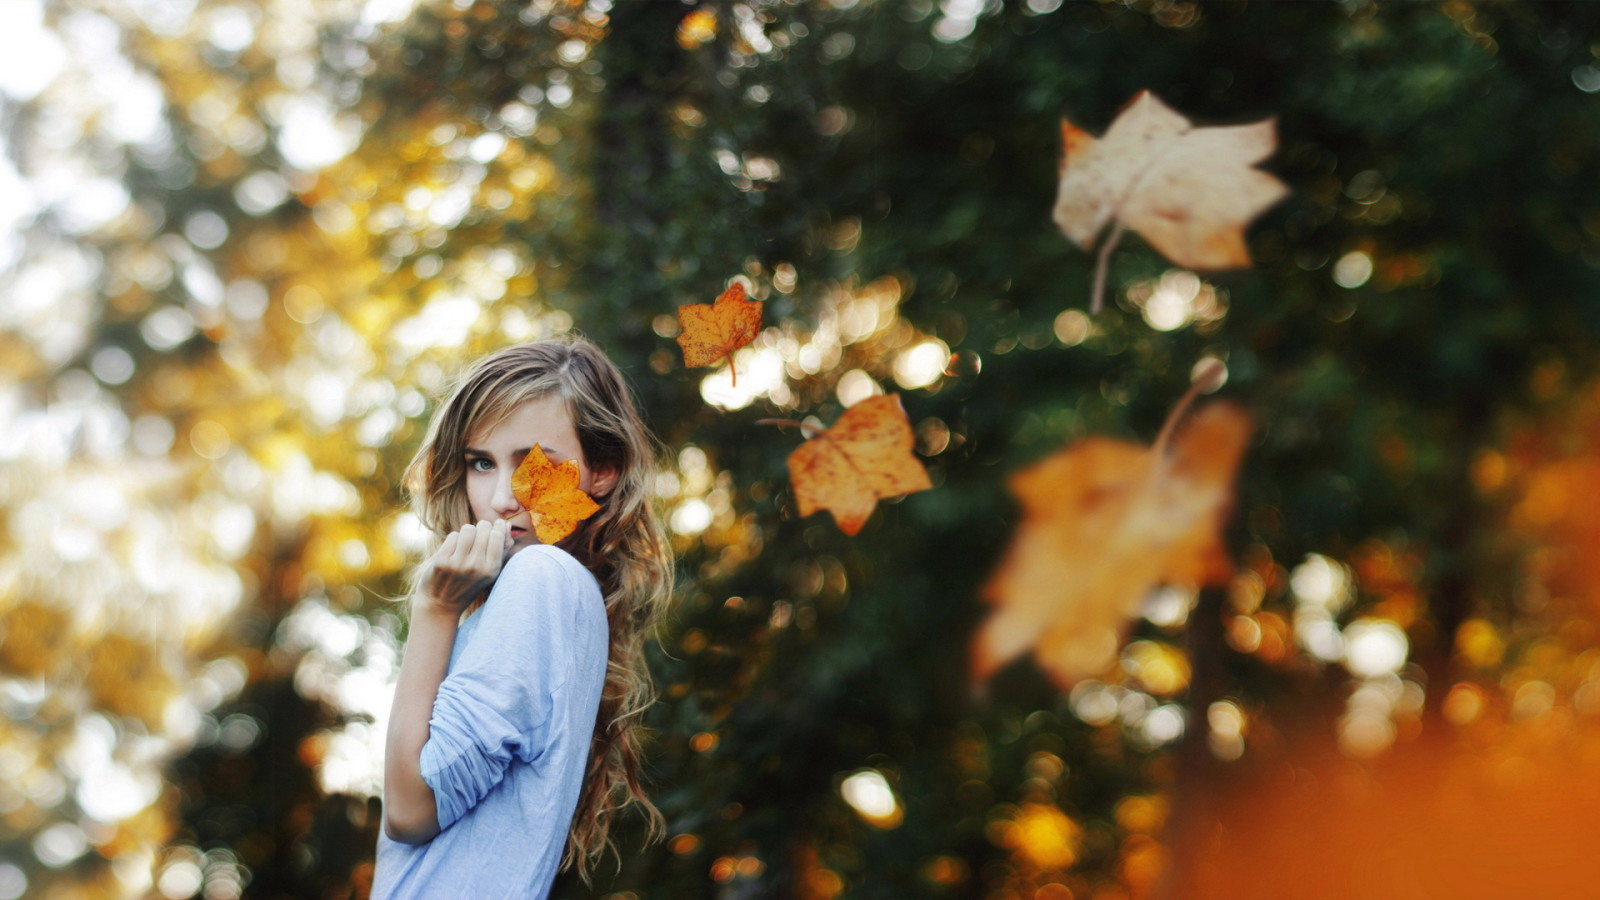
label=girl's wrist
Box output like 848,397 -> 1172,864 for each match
410,590 -> 467,621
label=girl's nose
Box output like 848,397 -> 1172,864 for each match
490,471 -> 522,518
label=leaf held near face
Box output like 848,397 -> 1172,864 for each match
510,444 -> 601,544
788,394 -> 932,535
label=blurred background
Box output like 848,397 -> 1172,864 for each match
6,0 -> 1600,897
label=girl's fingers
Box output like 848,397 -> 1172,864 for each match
468,520 -> 492,564
450,523 -> 477,565
434,521 -> 505,592
484,520 -> 508,568
453,523 -> 483,570
457,521 -> 490,575
437,532 -> 460,562
423,522 -> 511,609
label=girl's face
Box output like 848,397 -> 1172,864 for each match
463,394 -> 614,552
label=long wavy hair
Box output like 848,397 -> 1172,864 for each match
402,334 -> 672,879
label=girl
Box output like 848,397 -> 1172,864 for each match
372,336 -> 672,898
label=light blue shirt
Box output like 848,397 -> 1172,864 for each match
373,545 -> 608,900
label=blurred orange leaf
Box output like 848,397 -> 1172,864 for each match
1053,91 -> 1287,312
974,367 -> 1251,685
1179,722 -> 1600,900
510,444 -> 600,544
788,394 -> 932,536
676,281 -> 762,387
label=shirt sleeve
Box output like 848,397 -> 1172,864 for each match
418,545 -> 602,830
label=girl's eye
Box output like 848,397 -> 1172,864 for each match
469,457 -> 493,472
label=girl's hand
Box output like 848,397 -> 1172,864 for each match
417,520 -> 509,614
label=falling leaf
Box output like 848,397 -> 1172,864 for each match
510,444 -> 601,544
788,394 -> 932,535
973,364 -> 1250,685
676,281 -> 763,387
1053,91 -> 1287,312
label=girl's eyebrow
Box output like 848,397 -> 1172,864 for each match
464,446 -> 566,460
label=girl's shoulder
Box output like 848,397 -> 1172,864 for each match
494,544 -> 604,619
502,542 -> 593,581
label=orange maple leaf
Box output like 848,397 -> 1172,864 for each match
676,282 -> 763,387
510,444 -> 601,544
788,394 -> 932,536
1053,91 -> 1287,312
973,364 -> 1251,685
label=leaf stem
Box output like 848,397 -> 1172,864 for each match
1152,370 -> 1211,459
755,418 -> 823,440
1090,221 -> 1127,315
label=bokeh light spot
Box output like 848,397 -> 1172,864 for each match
1334,251 -> 1373,288
670,498 -> 713,536
1573,64 -> 1600,93
0,864 -> 25,900
189,420 -> 232,459
32,822 -> 87,868
91,346 -> 135,385
1053,309 -> 1091,346
892,338 -> 949,390
836,369 -> 881,407
157,857 -> 202,899
1343,620 -> 1408,678
841,769 -> 901,827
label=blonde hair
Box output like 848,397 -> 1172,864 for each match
403,334 -> 672,878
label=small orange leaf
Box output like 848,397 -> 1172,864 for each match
510,444 -> 601,544
788,394 -> 932,535
973,389 -> 1251,686
676,281 -> 763,387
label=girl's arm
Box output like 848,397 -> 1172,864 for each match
383,520 -> 507,844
